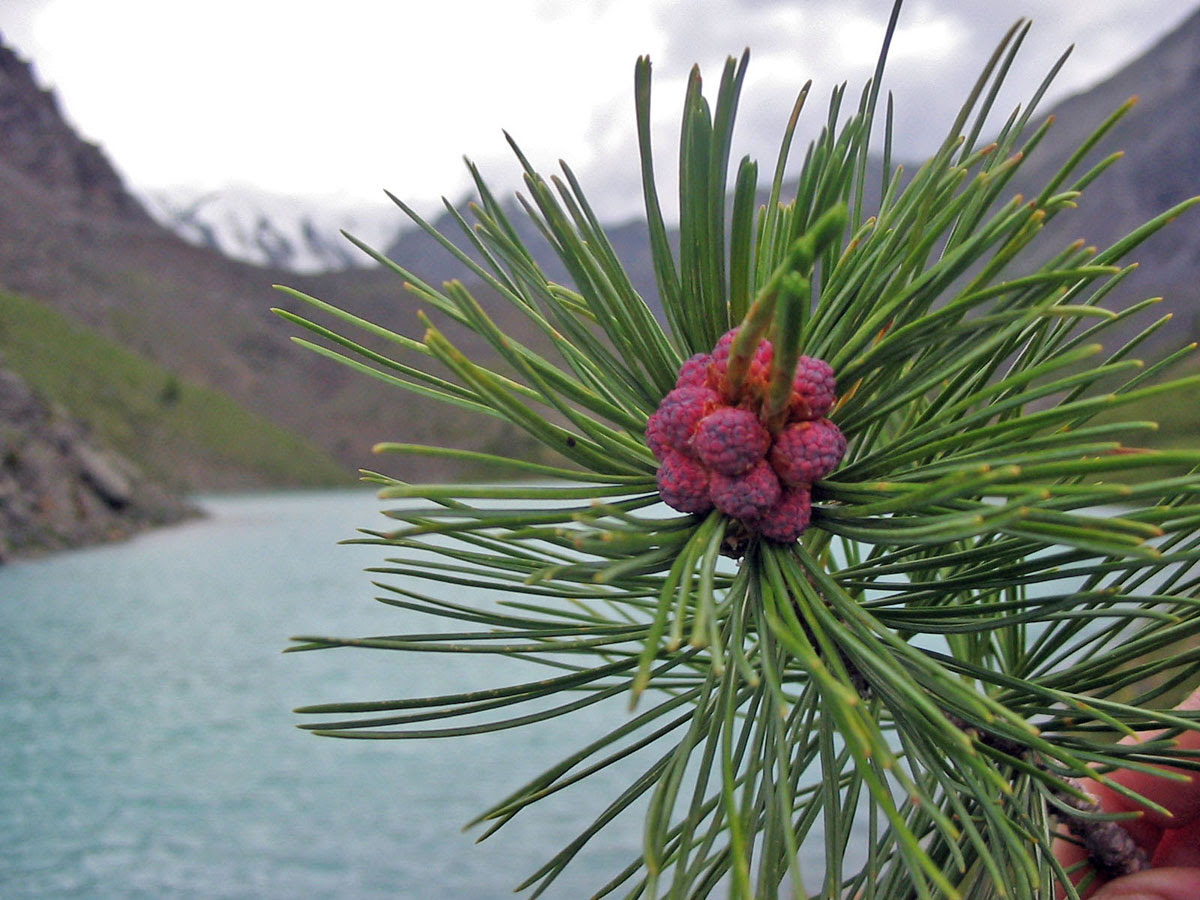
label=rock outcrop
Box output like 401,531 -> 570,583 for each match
0,367 -> 197,561
0,37 -> 151,223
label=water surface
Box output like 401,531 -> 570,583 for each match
1,490 -> 652,899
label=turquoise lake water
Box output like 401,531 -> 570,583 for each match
0,490 -> 664,899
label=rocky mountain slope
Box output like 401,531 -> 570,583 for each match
0,39 -> 539,487
0,286 -> 350,492
0,366 -> 196,560
0,45 -> 150,225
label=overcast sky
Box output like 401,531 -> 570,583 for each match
2,0 -> 1198,222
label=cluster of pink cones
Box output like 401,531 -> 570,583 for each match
646,329 -> 846,543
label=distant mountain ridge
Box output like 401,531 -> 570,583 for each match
1002,3 -> 1200,342
141,186 -> 400,272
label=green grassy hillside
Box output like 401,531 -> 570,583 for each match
0,289 -> 352,490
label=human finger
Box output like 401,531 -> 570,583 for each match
1149,817 -> 1200,869
1089,866 -> 1200,899
1053,688 -> 1200,896
1097,691 -> 1200,830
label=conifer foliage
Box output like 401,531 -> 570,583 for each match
277,5 -> 1200,897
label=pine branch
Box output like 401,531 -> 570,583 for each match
277,4 -> 1200,897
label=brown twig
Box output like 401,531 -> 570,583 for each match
1055,777 -> 1150,880
945,716 -> 1150,880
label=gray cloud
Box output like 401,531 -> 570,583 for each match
0,0 -> 48,59
565,0 -> 1200,221
2,0 -> 1197,226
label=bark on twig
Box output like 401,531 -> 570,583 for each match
1055,777 -> 1150,879
945,716 -> 1150,880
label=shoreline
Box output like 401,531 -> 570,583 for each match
0,367 -> 201,564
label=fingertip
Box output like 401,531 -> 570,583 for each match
1151,818 -> 1200,868
1090,866 -> 1200,899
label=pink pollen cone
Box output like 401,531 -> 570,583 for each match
693,407 -> 771,476
675,353 -> 713,389
654,385 -> 721,452
712,329 -> 738,359
770,418 -> 847,487
789,355 -> 837,421
751,487 -> 812,544
709,459 -> 781,520
656,449 -> 713,514
645,410 -> 670,461
709,328 -> 773,401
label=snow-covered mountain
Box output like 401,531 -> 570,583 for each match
139,186 -> 403,273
